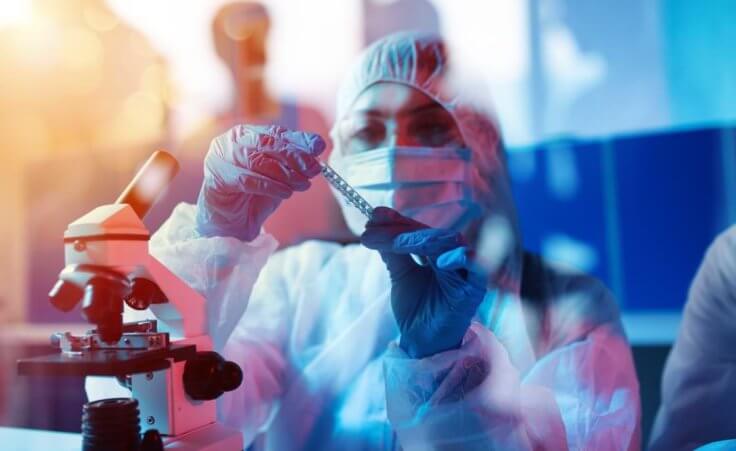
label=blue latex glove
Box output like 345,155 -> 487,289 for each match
361,207 -> 487,359
196,125 -> 326,241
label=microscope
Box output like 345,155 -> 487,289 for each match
17,151 -> 244,451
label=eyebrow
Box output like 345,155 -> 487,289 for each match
350,101 -> 446,118
404,102 -> 446,116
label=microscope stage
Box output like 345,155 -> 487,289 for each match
17,343 -> 196,376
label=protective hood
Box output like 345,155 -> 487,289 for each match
329,31 -> 523,292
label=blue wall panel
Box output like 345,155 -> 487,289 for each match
613,128 -> 726,310
510,126 -> 733,311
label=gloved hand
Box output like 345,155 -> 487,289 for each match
361,207 -> 487,359
196,125 -> 326,241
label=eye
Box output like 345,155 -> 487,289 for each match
341,118 -> 387,153
408,114 -> 461,147
351,122 -> 385,143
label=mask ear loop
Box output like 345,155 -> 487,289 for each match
319,161 -> 428,266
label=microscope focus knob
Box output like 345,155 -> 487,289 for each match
183,351 -> 243,401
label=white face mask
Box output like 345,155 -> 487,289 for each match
330,146 -> 484,235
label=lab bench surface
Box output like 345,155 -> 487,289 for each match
0,426 -> 80,450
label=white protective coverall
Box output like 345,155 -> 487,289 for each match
649,226 -> 736,450
88,32 -> 640,450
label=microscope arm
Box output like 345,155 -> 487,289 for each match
142,253 -> 208,343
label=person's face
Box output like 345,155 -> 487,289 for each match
338,82 -> 464,155
215,15 -> 269,79
232,23 -> 267,68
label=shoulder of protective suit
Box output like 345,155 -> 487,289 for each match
705,225 -> 736,269
715,223 -> 736,241
521,252 -> 623,352
684,225 -> 736,317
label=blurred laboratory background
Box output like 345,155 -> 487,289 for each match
0,0 -> 734,446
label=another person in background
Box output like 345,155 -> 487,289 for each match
649,227 -> 736,450
166,1 -> 347,246
361,0 -> 439,45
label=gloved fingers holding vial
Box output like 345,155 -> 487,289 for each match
361,206 -> 487,359
196,124 -> 326,241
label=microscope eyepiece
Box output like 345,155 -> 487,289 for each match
115,150 -> 179,219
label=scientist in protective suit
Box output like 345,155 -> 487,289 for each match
89,32 -> 640,450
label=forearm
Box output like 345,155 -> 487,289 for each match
384,323 -> 639,451
384,323 -> 563,450
149,202 -> 278,348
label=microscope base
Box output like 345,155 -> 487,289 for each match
162,422 -> 243,450
0,423 -> 243,451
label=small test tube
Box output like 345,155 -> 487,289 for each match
320,162 -> 428,266
320,162 -> 374,218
